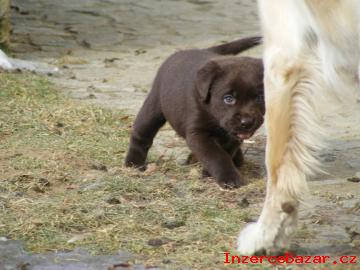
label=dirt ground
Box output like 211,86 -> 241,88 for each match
2,0 -> 360,269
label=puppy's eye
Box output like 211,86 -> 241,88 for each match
223,95 -> 236,105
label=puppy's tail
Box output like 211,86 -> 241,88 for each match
209,36 -> 262,55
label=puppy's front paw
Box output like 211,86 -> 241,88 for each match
124,153 -> 147,171
217,173 -> 247,188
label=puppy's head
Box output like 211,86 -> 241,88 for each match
196,57 -> 264,140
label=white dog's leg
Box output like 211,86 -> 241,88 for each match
237,0 -> 327,255
0,48 -> 58,74
237,51 -> 323,255
237,189 -> 299,255
0,49 -> 13,69
237,0 -> 360,255
358,64 -> 360,102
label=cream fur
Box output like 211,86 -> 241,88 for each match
237,0 -> 360,255
0,49 -> 58,74
0,49 -> 12,70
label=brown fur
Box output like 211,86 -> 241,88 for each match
125,37 -> 264,188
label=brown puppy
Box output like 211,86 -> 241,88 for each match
125,37 -> 264,188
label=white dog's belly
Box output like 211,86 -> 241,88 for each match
261,0 -> 360,84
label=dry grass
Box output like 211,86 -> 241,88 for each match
0,72 -> 271,269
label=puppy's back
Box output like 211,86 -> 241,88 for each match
150,37 -> 262,136
153,49 -> 214,136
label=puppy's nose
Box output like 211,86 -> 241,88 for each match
240,116 -> 255,129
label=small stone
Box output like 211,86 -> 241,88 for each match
32,185 -> 45,193
38,178 -> 51,186
346,225 -> 360,241
104,57 -> 120,63
81,39 -> 91,48
348,201 -> 360,214
148,238 -> 164,247
32,219 -> 44,226
108,263 -> 131,270
311,215 -> 332,225
161,219 -> 185,229
106,197 -> 121,205
135,49 -> 147,55
347,177 -> 360,183
237,197 -> 250,208
90,163 -> 108,171
16,262 -> 30,270
53,128 -> 62,135
352,238 -> 360,248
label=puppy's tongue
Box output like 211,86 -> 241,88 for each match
237,133 -> 252,140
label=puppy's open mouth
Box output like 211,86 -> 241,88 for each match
236,132 -> 253,140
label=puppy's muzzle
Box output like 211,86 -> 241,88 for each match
240,116 -> 255,130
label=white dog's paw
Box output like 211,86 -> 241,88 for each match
237,222 -> 289,255
237,223 -> 268,255
0,49 -> 12,70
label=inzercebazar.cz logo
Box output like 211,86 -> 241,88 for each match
224,251 -> 358,266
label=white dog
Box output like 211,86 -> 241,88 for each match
237,0 -> 360,255
0,49 -> 58,74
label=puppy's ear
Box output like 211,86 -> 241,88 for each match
196,61 -> 222,103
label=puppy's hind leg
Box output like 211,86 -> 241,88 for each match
125,92 -> 166,170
